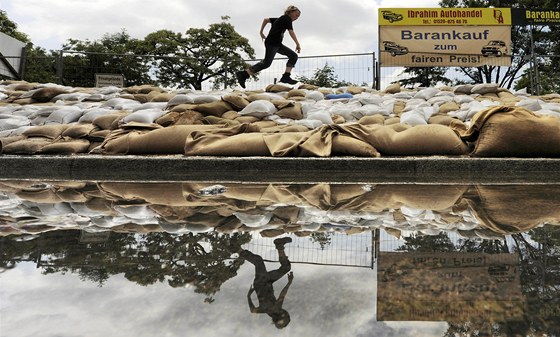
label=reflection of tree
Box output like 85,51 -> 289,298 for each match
0,229 -> 251,301
310,232 -> 334,250
396,233 -> 455,252
394,227 -> 560,336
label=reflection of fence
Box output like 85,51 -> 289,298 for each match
242,231 -> 375,268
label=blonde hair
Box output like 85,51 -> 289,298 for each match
284,5 -> 300,15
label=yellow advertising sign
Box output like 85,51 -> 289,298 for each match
380,25 -> 511,67
379,8 -> 512,25
377,252 -> 525,322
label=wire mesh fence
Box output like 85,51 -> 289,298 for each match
242,231 -> 375,268
2,49 -> 556,93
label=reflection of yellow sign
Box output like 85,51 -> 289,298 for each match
377,252 -> 525,322
379,8 -> 512,25
380,25 -> 511,67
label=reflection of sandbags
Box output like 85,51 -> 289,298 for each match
472,185 -> 560,234
371,184 -> 469,211
99,182 -> 193,206
456,106 -> 560,157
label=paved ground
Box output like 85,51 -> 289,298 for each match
1,155 -> 559,183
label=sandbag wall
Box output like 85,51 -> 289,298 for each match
1,80 -> 560,157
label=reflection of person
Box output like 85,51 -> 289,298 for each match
240,237 -> 293,329
236,5 -> 302,88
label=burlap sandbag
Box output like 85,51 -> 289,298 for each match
277,102 -> 303,119
332,134 -> 380,157
1,137 -> 52,154
22,124 -> 70,139
61,123 -> 98,139
93,112 -> 129,130
0,135 -> 25,154
470,185 -> 560,234
185,132 -> 270,156
40,138 -> 91,154
222,94 -> 250,111
31,87 -> 69,103
362,124 -> 468,156
102,125 -> 221,155
457,106 -> 560,157
192,100 -> 233,117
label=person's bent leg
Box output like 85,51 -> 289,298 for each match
277,45 -> 299,85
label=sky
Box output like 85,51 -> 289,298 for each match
0,0 -> 441,58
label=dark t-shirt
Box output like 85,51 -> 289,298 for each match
265,14 -> 293,46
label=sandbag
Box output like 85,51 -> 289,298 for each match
40,139 -> 91,154
458,106 -> 560,157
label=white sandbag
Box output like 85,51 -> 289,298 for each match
166,94 -> 195,107
471,83 -> 499,94
356,93 -> 385,105
78,108 -> 115,123
192,94 -> 220,104
45,106 -> 84,124
239,100 -> 277,118
120,108 -> 166,124
0,115 -> 30,131
306,110 -> 334,124
305,91 -> 324,101
234,212 -> 272,228
97,86 -> 121,95
101,97 -> 142,110
295,119 -> 324,129
413,87 -> 440,100
400,110 -> 428,126
453,95 -> 475,104
516,98 -> 543,111
328,101 -> 361,121
132,102 -> 167,112
52,92 -> 91,102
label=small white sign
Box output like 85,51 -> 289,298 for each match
95,73 -> 124,87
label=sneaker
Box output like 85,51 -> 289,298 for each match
236,70 -> 249,88
279,73 -> 298,85
274,237 -> 292,249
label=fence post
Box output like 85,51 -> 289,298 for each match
18,46 -> 27,80
56,50 -> 63,85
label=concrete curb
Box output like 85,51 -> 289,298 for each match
1,155 -> 559,183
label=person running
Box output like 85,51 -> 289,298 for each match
240,237 -> 294,329
237,5 -> 302,88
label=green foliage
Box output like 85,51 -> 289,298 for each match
436,0 -> 538,89
0,9 -> 29,43
398,66 -> 451,88
295,63 -> 353,87
139,16 -> 255,90
61,30 -> 153,87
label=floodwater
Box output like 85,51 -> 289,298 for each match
1,181 -> 559,337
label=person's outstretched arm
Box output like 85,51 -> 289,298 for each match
288,30 -> 301,53
277,271 -> 294,306
247,285 -> 259,313
259,18 -> 271,41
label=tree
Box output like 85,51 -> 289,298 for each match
0,9 -> 29,43
140,16 -> 255,90
438,0 -> 545,89
398,66 -> 451,88
61,29 -> 153,87
295,63 -> 353,87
